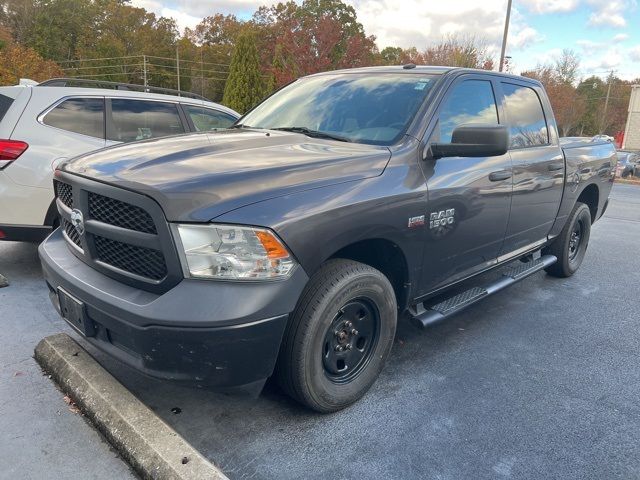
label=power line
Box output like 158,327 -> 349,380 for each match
56,55 -> 142,63
56,54 -> 230,68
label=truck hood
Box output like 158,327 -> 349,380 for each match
61,129 -> 391,221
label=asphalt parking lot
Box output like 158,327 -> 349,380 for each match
1,183 -> 640,480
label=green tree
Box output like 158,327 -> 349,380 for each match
222,31 -> 264,113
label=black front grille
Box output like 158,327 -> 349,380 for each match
94,236 -> 167,280
88,192 -> 157,234
54,181 -> 73,208
63,219 -> 82,248
55,174 -> 180,292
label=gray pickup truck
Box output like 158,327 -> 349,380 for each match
39,66 -> 616,412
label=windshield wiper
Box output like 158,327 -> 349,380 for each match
229,123 -> 255,129
271,126 -> 352,142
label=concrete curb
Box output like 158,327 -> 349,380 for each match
35,333 -> 228,480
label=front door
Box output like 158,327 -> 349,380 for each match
418,76 -> 513,294
498,81 -> 564,256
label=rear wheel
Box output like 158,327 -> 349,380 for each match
543,202 -> 591,277
276,259 -> 397,413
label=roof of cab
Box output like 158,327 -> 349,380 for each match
306,65 -> 543,87
309,65 -> 455,76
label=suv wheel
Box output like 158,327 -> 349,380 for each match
276,259 -> 397,412
543,202 -> 591,278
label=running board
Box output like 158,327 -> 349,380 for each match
410,254 -> 557,329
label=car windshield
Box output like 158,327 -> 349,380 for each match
240,73 -> 438,146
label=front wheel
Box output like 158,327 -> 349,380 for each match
276,259 -> 397,413
543,202 -> 591,277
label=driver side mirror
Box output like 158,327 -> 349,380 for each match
429,124 -> 509,160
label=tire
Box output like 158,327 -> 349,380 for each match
543,202 -> 591,278
276,259 -> 397,413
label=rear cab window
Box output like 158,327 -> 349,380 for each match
184,105 -> 236,131
437,79 -> 499,142
42,97 -> 105,139
501,83 -> 549,148
108,99 -> 185,142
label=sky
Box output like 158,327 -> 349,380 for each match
131,0 -> 640,80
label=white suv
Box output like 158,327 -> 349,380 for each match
0,79 -> 239,242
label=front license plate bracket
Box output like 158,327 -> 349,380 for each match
57,287 -> 96,337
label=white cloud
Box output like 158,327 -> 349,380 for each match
583,47 -> 624,70
576,39 -> 606,53
630,46 -> 640,62
346,0 -> 538,56
586,0 -> 634,28
612,33 -> 629,42
160,7 -> 201,32
510,26 -> 543,49
517,0 -> 579,14
532,47 -> 563,65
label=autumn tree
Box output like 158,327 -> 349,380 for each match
0,41 -> 63,84
257,0 -> 377,88
222,31 -> 264,113
377,36 -> 494,69
423,35 -> 494,69
522,52 -> 585,137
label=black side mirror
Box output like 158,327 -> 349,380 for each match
429,124 -> 510,160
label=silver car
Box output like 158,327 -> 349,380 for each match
0,78 -> 239,242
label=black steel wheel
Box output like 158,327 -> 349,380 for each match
543,201 -> 591,278
568,219 -> 584,262
276,259 -> 397,413
322,299 -> 380,383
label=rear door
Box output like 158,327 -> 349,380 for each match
498,82 -> 564,257
419,75 -> 513,292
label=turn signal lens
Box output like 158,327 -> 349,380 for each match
255,230 -> 290,259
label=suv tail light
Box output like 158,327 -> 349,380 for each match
0,139 -> 29,169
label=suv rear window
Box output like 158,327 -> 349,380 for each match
109,99 -> 185,142
42,97 -> 105,139
0,94 -> 14,123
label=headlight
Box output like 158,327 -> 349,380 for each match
172,223 -> 296,280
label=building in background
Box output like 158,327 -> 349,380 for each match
623,85 -> 640,151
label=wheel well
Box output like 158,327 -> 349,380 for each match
577,184 -> 599,222
330,239 -> 410,311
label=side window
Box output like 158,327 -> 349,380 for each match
0,94 -> 14,122
501,83 -> 549,148
43,97 -> 105,139
438,80 -> 498,143
109,99 -> 185,142
184,105 -> 236,131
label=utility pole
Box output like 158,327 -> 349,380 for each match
601,70 -> 614,134
499,0 -> 513,72
176,46 -> 181,94
143,55 -> 148,87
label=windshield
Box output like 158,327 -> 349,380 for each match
240,73 -> 438,146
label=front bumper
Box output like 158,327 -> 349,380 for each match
39,228 -> 309,387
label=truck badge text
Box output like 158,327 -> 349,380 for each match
430,209 -> 455,229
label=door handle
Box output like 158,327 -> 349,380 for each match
489,170 -> 512,181
548,162 -> 564,171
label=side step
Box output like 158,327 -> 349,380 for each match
410,254 -> 557,329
